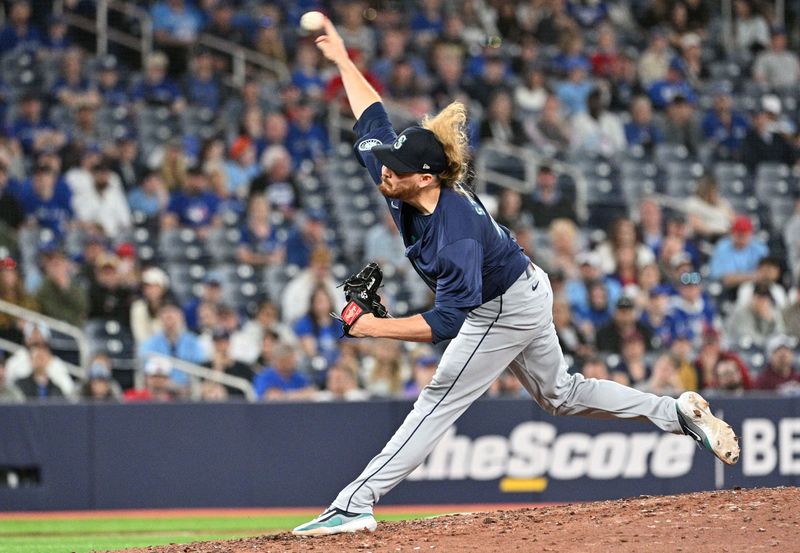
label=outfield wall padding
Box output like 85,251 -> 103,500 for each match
0,397 -> 797,510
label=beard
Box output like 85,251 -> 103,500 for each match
378,178 -> 418,201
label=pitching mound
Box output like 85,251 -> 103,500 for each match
120,487 -> 798,553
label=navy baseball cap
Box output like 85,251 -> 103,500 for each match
371,127 -> 448,175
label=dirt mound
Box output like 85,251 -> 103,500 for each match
119,487 -> 799,553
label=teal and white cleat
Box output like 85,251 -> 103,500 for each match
676,391 -> 740,465
292,507 -> 377,537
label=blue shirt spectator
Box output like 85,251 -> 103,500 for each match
285,114 -> 330,166
567,0 -> 609,27
151,0 -> 203,43
709,216 -> 769,286
0,1 -> 41,53
647,65 -> 697,110
165,170 -> 220,228
17,165 -> 73,237
701,95 -> 750,160
253,343 -> 313,400
668,274 -> 717,344
555,64 -> 594,116
131,52 -> 183,107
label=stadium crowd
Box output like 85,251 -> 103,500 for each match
0,0 -> 799,404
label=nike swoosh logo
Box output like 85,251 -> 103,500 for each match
532,282 -> 539,291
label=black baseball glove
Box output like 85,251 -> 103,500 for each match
334,262 -> 389,337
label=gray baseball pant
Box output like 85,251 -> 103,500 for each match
332,265 -> 681,513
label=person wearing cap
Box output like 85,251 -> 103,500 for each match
96,55 -> 129,107
9,93 -> 66,156
735,257 -> 788,310
124,356 -> 178,402
668,270 -> 718,346
253,342 -> 315,401
661,94 -> 702,155
204,327 -> 254,398
403,351 -> 440,399
223,136 -> 258,198
741,95 -> 798,172
725,281 -> 786,349
0,256 -> 38,343
523,163 -> 578,228
162,167 -> 221,234
18,162 -> 74,239
755,334 -> 800,391
88,254 -> 135,326
709,214 -> 768,292
294,17 -> 740,537
595,295 -> 655,353
35,247 -> 88,327
131,267 -> 171,345
80,353 -> 119,401
752,25 -> 800,90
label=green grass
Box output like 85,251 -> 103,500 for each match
0,512 -> 432,553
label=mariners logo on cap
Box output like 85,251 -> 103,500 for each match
393,135 -> 407,150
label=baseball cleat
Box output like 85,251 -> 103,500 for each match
292,507 -> 377,536
676,391 -> 740,465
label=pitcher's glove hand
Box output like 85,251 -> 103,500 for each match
334,262 -> 389,337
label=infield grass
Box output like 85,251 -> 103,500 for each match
0,512 -> 432,553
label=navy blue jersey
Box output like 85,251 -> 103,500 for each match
353,102 -> 529,333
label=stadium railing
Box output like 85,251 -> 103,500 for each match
140,352 -> 257,402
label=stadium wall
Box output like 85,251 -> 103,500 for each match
1,397 -> 798,511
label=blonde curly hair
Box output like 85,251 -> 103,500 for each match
420,101 -> 470,189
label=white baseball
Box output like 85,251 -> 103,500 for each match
300,11 -> 325,32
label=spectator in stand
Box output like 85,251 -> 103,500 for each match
726,282 -> 785,349
528,95 -> 572,155
464,54 -> 511,109
571,87 -> 626,158
637,198 -> 663,252
514,65 -> 548,118
0,159 -> 24,246
291,42 -> 326,99
254,342 -> 315,401
659,212 -> 701,269
325,48 -> 383,116
635,352 -> 684,397
362,339 -> 406,397
736,257 -> 787,310
595,295 -> 654,352
662,95 -> 702,155
589,24 -> 619,78
580,356 -> 610,381
80,353 -> 119,401
609,245 -> 640,290
281,247 -> 343,324
224,137 -> 259,198
206,0 -> 247,48
162,167 -> 221,236
566,251 -> 622,316
150,0 -> 202,76
0,256 -> 37,343
638,31 -> 670,87
131,267 -> 170,345
252,14 -> 287,65
96,55 -> 129,107
0,0 -> 41,54
404,352 -> 438,399
705,357 -> 747,396
752,26 -> 800,91
237,195 -> 285,267
709,214 -> 768,293
554,58 -> 593,117
139,300 -> 208,389
409,0 -> 445,48
336,1 -> 377,60
127,171 -> 169,220
669,329 -> 700,391
543,219 -> 581,279
611,329 -> 651,386
741,97 -> 798,172
205,328 -> 254,398
70,157 -> 132,239
6,322 -> 74,395
648,64 -> 697,111
594,217 -> 656,275
756,334 -> 800,392
51,48 -> 99,109
35,247 -> 87,327
284,209 -> 331,269
87,254 -> 134,326
575,279 -> 614,335
672,33 -> 708,88
533,0 -> 576,45
684,175 -> 735,239
479,90 -> 527,147
429,45 -> 468,111
0,353 -> 24,403
553,296 -> 592,363
639,284 -> 675,349
124,356 -> 178,402
733,0 -> 770,57
625,96 -> 663,154
551,32 -> 590,78
130,52 -> 185,112
250,145 -> 298,217
182,273 -> 224,333
785,199 -> 800,282
15,340 -> 66,400
9,93 -> 67,156
285,97 -> 331,167
184,49 -> 223,111
364,209 -> 406,272
230,301 -> 295,364
669,270 -> 717,343
701,86 -> 750,161
315,360 -> 370,402
523,163 -> 577,228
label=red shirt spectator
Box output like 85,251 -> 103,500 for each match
756,334 -> 800,391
